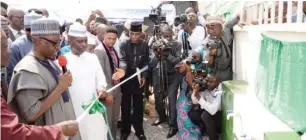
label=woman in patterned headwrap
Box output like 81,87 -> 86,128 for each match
176,47 -> 208,140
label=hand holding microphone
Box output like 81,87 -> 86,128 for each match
58,56 -> 72,90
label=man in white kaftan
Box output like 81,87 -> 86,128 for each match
65,22 -> 108,140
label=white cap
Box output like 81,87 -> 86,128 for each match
24,11 -> 42,29
68,22 -> 87,37
124,20 -> 133,30
87,33 -> 97,45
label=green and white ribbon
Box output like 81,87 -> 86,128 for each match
72,65 -> 148,139
81,93 -> 114,140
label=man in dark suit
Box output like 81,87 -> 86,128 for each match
118,22 -> 149,140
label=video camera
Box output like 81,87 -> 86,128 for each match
186,70 -> 208,98
186,56 -> 200,65
193,77 -> 208,91
149,5 -> 170,58
149,6 -> 166,25
174,14 -> 188,27
207,39 -> 222,50
151,38 -> 171,57
185,56 -> 209,70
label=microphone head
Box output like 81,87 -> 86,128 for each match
58,55 -> 67,67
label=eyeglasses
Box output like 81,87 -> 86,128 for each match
3,14 -> 8,18
39,37 -> 60,49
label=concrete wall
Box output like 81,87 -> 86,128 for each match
230,25 -> 306,139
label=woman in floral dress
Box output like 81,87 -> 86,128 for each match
177,47 -> 207,140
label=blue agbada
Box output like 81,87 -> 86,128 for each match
7,35 -> 33,84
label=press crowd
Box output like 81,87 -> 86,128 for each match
1,1 -> 244,140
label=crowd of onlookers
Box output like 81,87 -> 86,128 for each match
1,1 -> 304,140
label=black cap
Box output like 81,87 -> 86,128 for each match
130,22 -> 142,32
1,2 -> 8,11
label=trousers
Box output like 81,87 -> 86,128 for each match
153,72 -> 183,128
120,78 -> 144,135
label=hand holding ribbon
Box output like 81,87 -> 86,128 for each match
68,66 -> 148,140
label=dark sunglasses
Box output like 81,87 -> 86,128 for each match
25,28 -> 31,32
3,14 -> 8,18
39,37 -> 60,49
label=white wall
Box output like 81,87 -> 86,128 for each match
233,25 -> 306,85
232,26 -> 306,139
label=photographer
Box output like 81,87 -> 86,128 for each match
191,72 -> 222,140
150,25 -> 183,138
204,15 -> 241,81
177,48 -> 207,140
178,12 -> 206,58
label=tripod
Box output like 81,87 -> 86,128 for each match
156,53 -> 170,125
150,23 -> 172,125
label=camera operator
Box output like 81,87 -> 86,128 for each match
150,25 -> 183,138
185,6 -> 206,27
178,12 -> 206,58
191,72 -> 222,140
204,15 -> 241,81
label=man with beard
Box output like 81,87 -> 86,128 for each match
6,17 -> 81,140
64,22 -> 109,140
119,22 -> 149,140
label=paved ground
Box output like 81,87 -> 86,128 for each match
116,116 -> 178,140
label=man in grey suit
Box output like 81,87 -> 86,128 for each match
94,26 -> 125,139
7,8 -> 25,42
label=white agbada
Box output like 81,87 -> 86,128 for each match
65,51 -> 108,140
178,26 -> 206,57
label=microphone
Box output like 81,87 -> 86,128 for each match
58,55 -> 67,73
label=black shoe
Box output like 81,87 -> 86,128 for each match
151,119 -> 167,126
136,134 -> 147,140
120,133 -> 129,140
166,128 -> 178,138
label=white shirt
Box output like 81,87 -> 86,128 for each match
119,32 -> 129,42
65,51 -> 108,140
178,26 -> 206,56
8,38 -> 12,48
9,26 -> 25,40
191,84 -> 223,115
197,12 -> 206,26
